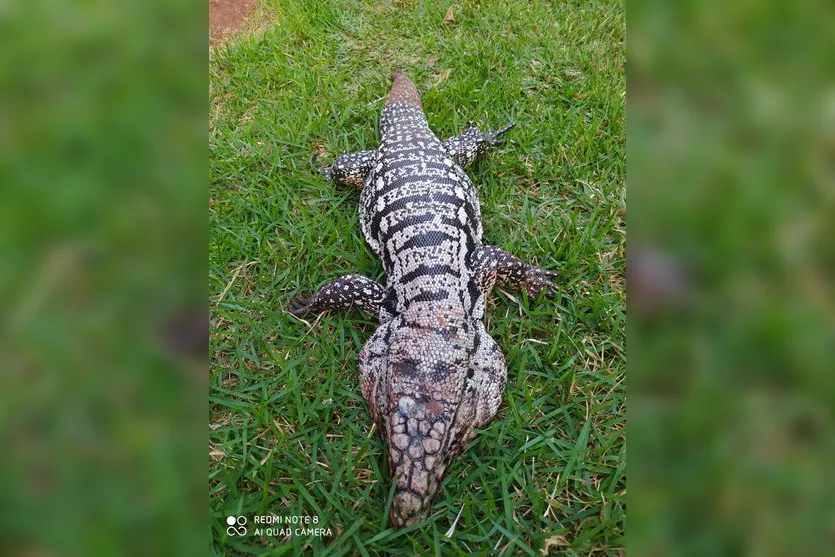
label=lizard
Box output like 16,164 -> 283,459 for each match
289,72 -> 556,528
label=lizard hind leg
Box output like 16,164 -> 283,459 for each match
485,122 -> 515,146
441,122 -> 515,168
318,150 -> 378,188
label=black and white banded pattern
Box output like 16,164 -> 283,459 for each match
289,72 -> 556,529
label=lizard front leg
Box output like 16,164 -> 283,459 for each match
288,274 -> 385,319
469,246 -> 557,317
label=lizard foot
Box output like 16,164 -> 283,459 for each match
485,122 -> 515,146
524,267 -> 558,298
287,295 -> 316,317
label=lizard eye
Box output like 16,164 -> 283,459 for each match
392,358 -> 419,376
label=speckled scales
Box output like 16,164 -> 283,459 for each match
289,72 -> 556,528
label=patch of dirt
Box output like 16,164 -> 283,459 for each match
209,0 -> 258,47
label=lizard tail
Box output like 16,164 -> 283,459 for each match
387,71 -> 422,108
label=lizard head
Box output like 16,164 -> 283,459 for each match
380,306 -> 502,528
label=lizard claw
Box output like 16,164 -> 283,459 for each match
287,295 -> 314,316
485,122 -> 515,146
311,152 -> 333,181
524,267 -> 558,298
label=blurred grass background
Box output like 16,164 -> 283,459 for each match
0,1 -> 207,556
629,0 -> 835,554
209,0 -> 624,554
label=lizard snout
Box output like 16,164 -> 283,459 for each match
386,402 -> 449,528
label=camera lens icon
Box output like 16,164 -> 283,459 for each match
225,515 -> 247,536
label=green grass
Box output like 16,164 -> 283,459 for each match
209,0 -> 624,554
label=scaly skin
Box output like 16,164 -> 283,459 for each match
290,72 -> 556,528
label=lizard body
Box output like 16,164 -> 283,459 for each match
290,72 -> 555,527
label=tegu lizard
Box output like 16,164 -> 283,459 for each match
289,72 -> 556,528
